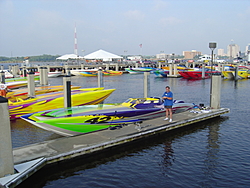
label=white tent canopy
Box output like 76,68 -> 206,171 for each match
56,54 -> 84,60
84,49 -> 123,61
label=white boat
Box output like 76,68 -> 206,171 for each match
125,67 -> 156,74
70,69 -> 98,76
34,71 -> 62,78
47,71 -> 63,78
1,70 -> 14,78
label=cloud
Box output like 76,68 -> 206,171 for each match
152,0 -> 168,11
124,10 -> 145,21
159,16 -> 182,25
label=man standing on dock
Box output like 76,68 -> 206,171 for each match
0,81 -> 7,97
162,86 -> 173,122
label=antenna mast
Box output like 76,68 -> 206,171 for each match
74,23 -> 78,55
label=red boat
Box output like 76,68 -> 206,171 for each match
179,69 -> 220,79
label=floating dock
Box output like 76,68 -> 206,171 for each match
0,107 -> 229,188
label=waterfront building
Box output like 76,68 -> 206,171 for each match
183,50 -> 202,59
217,49 -> 226,56
156,53 -> 168,59
227,43 -> 240,58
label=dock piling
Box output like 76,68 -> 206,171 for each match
202,63 -> 205,79
169,63 -> 173,76
0,97 -> 14,178
143,72 -> 150,98
98,68 -> 104,88
41,67 -> 48,85
27,72 -> 35,97
39,67 -> 44,85
210,74 -> 221,109
234,65 -> 239,80
105,64 -> 109,70
173,64 -> 178,75
0,72 -> 5,84
63,76 -> 71,108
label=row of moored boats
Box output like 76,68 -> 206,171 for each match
3,74 -> 198,136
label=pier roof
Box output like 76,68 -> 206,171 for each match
84,49 -> 122,61
56,54 -> 84,60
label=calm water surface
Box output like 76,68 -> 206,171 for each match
8,72 -> 250,188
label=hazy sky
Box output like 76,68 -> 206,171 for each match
0,0 -> 249,57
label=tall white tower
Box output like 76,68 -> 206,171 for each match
74,23 -> 78,55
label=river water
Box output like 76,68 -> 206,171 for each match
6,70 -> 250,188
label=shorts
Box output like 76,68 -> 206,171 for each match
0,90 -> 7,97
164,105 -> 172,109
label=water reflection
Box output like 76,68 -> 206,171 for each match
162,140 -> 174,167
11,119 -> 62,148
204,123 -> 220,177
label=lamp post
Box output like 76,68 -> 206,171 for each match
209,42 -> 216,73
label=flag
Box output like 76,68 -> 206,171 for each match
139,44 -> 142,48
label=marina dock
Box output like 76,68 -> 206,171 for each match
1,107 -> 229,188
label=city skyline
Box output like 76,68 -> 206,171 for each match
0,0 -> 249,57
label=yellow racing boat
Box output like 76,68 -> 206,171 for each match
7,85 -> 82,100
8,88 -> 115,120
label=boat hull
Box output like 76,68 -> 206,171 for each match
179,70 -> 220,79
80,70 -> 123,77
21,98 -> 195,136
9,88 -> 115,119
7,85 -> 82,99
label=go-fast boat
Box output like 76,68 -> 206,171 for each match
179,69 -> 221,79
6,85 -> 82,100
21,97 -> 195,136
153,69 -> 169,77
34,71 -> 63,78
79,70 -> 123,77
9,88 -> 115,120
125,67 -> 156,74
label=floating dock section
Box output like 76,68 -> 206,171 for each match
0,107 -> 229,188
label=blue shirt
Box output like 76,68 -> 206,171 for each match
162,91 -> 173,106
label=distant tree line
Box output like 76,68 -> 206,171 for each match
0,54 -> 60,62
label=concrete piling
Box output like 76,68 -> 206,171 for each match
8,65 -> 12,73
22,66 -> 27,77
169,64 -> 173,76
143,72 -> 150,98
98,68 -> 104,88
105,64 -> 109,70
63,76 -> 71,108
39,67 -> 44,85
12,65 -> 19,77
80,63 -> 84,70
0,97 -> 14,178
0,72 -> 5,84
202,63 -> 205,79
173,64 -> 178,75
27,72 -> 35,97
42,67 -> 48,85
192,61 -> 195,69
158,62 -> 162,68
234,65 -> 239,80
210,74 -> 221,109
